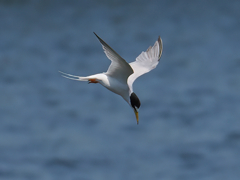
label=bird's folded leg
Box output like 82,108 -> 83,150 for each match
88,79 -> 98,84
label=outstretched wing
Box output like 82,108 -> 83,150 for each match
128,36 -> 163,90
94,32 -> 133,83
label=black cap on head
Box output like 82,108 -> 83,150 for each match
130,92 -> 141,110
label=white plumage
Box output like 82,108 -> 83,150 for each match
60,32 -> 163,124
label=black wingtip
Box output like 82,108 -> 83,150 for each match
158,36 -> 163,60
93,32 -> 103,42
93,32 -> 99,38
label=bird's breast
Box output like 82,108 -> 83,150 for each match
101,76 -> 129,97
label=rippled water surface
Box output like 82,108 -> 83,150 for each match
1,0 -> 240,179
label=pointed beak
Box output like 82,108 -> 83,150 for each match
133,108 -> 139,124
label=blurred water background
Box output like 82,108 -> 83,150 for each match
0,0 -> 240,179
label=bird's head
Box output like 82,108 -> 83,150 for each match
130,92 -> 141,124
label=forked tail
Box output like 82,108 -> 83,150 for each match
59,71 -> 89,81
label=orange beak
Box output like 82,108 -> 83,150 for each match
134,108 -> 139,124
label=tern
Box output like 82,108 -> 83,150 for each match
60,32 -> 163,124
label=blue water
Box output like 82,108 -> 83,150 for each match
1,0 -> 240,179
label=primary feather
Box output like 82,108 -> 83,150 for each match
128,36 -> 163,91
93,32 -> 133,83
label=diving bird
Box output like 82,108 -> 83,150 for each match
60,32 -> 163,124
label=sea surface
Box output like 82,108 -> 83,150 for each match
1,0 -> 240,179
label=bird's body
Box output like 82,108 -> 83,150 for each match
60,33 -> 163,124
83,73 -> 130,101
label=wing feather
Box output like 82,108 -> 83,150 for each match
128,36 -> 163,90
94,32 -> 133,83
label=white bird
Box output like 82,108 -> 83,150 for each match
60,32 -> 163,124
